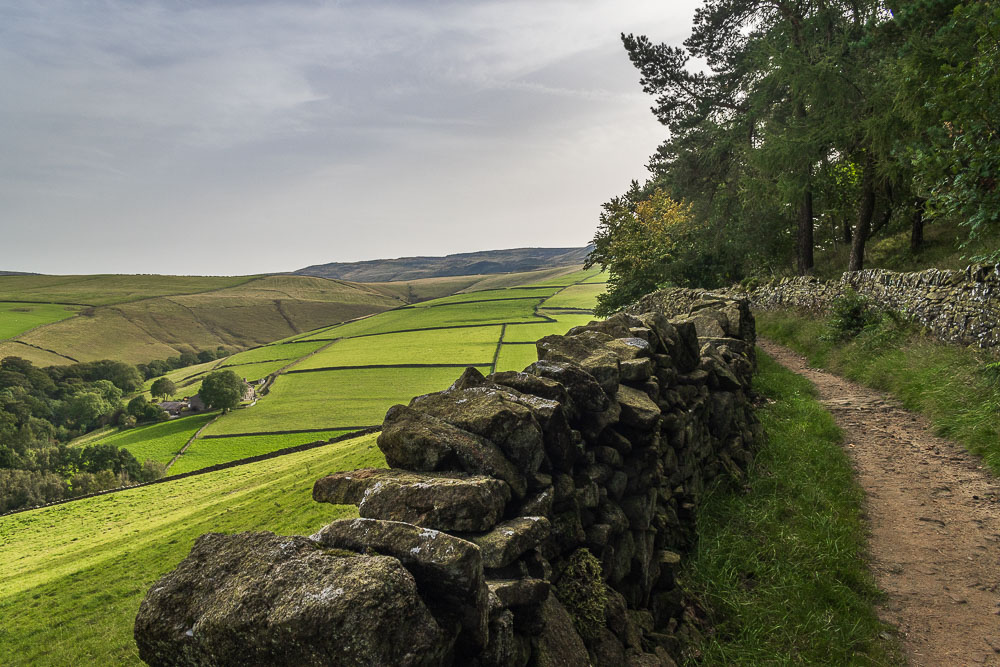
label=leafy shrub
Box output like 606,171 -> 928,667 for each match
824,289 -> 881,341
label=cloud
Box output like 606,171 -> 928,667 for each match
0,0 -> 700,274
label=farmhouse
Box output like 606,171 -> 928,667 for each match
158,395 -> 207,417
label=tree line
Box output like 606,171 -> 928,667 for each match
0,347 -> 247,512
589,0 -> 999,314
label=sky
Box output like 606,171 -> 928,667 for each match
0,0 -> 701,276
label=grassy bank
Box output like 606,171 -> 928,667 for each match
757,309 -> 1000,474
0,433 -> 384,666
682,351 -> 901,664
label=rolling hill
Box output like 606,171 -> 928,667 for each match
295,245 -> 593,282
0,264 -> 608,666
0,275 -> 404,365
0,265 -> 596,367
88,265 -> 605,475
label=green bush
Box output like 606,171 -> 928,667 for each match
824,289 -> 881,341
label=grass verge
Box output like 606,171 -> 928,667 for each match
757,308 -> 1000,474
0,432 -> 384,666
681,351 -> 902,664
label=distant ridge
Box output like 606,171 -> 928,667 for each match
295,246 -> 593,282
0,271 -> 38,276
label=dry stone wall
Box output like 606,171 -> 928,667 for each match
133,290 -> 761,667
734,263 -> 1000,351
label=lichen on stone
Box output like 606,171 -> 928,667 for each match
554,548 -> 608,644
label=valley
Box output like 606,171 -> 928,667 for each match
0,263 -> 606,666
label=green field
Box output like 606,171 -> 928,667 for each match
201,365 -> 491,435
525,266 -> 606,286
0,266 -> 609,663
219,339 -> 328,366
172,272 -> 603,465
218,359 -> 293,382
540,282 -> 605,309
295,326 -> 501,370
141,359 -> 222,400
296,298 -> 546,340
503,312 -> 597,342
1,275 -> 403,366
410,286 -> 560,308
0,302 -> 81,339
0,433 -> 384,666
169,430 -> 357,475
85,413 -> 217,464
12,269 -> 605,477
494,343 -> 540,373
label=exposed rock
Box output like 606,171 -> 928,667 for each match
534,595 -> 591,667
313,518 -> 488,644
527,360 -> 610,413
464,516 -> 552,569
621,357 -> 655,382
536,333 -> 621,395
487,578 -> 551,610
410,388 -> 546,475
617,385 -> 661,431
488,371 -> 573,414
451,366 -> 490,390
379,405 -> 527,498
134,532 -> 453,667
313,468 -> 510,532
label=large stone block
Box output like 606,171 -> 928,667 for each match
536,332 -> 622,394
463,516 -> 552,569
313,468 -> 511,532
379,405 -> 527,498
134,532 -> 453,667
313,518 -> 489,644
410,387 -> 546,475
527,359 -> 611,413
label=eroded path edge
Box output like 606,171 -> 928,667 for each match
758,338 -> 1000,666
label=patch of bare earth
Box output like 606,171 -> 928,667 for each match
759,339 -> 1000,666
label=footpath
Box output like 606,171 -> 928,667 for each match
760,339 -> 1000,666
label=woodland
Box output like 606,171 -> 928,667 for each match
588,0 -> 1000,314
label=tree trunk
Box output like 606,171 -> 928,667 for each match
849,157 -> 876,272
842,218 -> 852,244
871,201 -> 892,236
910,198 -> 926,253
796,188 -> 814,274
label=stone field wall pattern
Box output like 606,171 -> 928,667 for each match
133,290 -> 762,666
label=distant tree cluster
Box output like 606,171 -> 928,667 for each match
590,0 -> 1000,314
135,346 -> 230,382
0,356 -> 166,513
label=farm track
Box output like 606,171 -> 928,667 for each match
760,339 -> 1000,666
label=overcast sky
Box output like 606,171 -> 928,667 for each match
0,0 -> 700,276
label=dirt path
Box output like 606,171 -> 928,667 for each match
759,339 -> 1000,666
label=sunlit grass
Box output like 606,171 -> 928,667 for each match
758,309 -> 1000,474
682,352 -> 902,664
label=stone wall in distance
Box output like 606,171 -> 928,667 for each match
730,263 -> 1000,351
